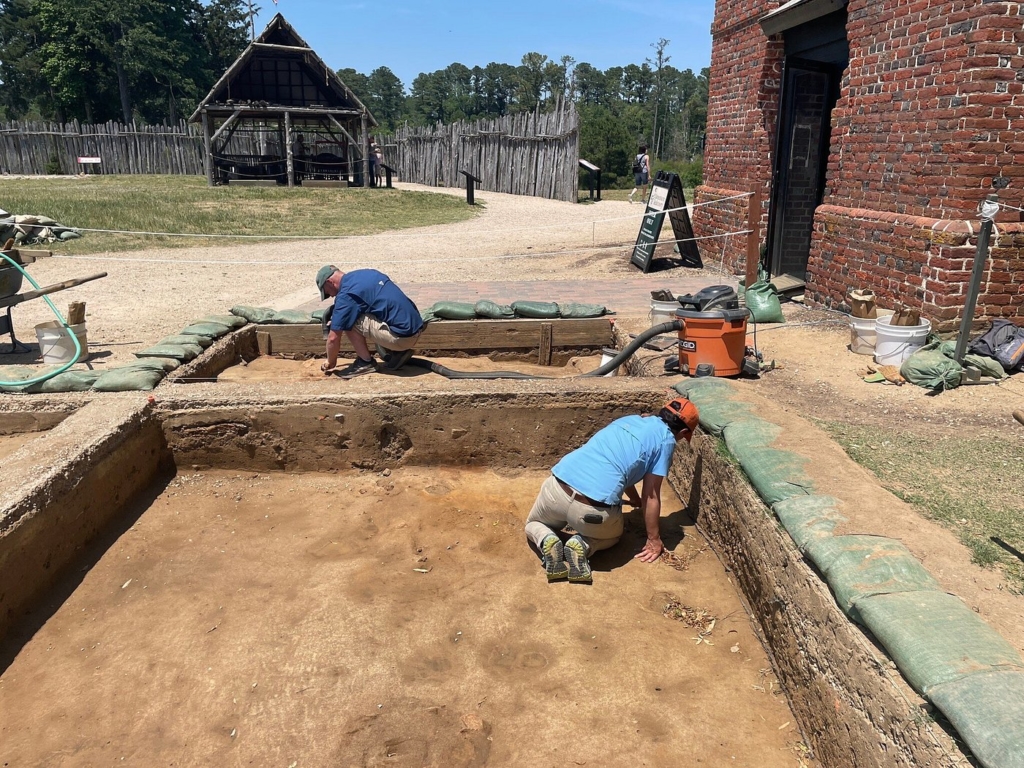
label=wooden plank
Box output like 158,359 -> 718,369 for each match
229,179 -> 278,187
257,331 -> 273,356
259,318 -> 614,356
538,322 -> 553,365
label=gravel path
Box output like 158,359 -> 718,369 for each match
6,183 -> 705,365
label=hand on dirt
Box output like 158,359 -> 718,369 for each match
635,538 -> 664,563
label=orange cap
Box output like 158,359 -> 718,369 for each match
660,396 -> 700,440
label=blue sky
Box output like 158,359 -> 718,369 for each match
253,0 -> 714,89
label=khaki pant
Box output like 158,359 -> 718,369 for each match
524,475 -> 623,555
354,314 -> 421,352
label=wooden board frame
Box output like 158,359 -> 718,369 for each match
255,318 -> 615,362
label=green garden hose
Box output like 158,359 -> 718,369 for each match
0,252 -> 82,388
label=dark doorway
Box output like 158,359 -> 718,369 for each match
766,9 -> 848,281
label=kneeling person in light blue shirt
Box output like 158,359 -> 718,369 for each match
524,397 -> 700,583
316,265 -> 424,378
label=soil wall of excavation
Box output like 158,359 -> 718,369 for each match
670,440 -> 960,767
0,409 -> 168,640
159,392 -> 668,472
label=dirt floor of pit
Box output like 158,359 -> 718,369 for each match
0,431 -> 45,462
216,353 -> 607,383
0,468 -> 808,768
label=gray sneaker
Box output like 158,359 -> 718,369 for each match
337,356 -> 377,379
564,535 -> 592,584
540,534 -> 568,582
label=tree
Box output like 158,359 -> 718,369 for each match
365,66 -> 405,130
647,38 -> 670,156
516,52 -> 547,112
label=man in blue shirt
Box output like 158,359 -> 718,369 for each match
524,397 -> 700,583
315,265 -> 425,378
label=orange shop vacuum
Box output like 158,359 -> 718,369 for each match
674,285 -> 749,377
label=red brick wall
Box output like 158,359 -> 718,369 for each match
694,1 -> 782,276
698,0 -> 1024,328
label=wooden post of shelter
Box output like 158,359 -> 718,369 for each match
201,110 -> 214,186
745,185 -> 762,290
285,111 -> 295,188
361,110 -> 370,188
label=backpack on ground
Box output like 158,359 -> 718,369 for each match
968,319 -> 1024,371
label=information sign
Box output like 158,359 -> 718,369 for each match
629,171 -> 702,273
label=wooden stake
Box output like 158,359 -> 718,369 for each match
745,186 -> 761,289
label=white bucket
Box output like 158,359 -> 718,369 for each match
874,315 -> 930,366
848,309 -> 894,355
599,348 -> 618,377
35,321 -> 88,364
650,299 -> 680,327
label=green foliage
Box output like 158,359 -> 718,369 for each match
1,0 -> 250,123
44,150 -> 64,174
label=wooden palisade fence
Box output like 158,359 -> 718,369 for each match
386,99 -> 580,203
0,120 -> 205,176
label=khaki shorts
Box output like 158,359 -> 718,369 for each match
354,314 -> 421,352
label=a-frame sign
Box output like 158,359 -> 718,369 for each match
629,171 -> 702,273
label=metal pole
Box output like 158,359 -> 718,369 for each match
284,111 -> 294,188
954,192 -> 999,364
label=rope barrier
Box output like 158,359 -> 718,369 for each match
51,229 -> 751,267
62,192 -> 753,241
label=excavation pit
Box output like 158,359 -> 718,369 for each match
0,390 -> 971,766
0,410 -> 71,461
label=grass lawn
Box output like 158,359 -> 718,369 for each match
1,175 -> 480,254
819,421 -> 1024,594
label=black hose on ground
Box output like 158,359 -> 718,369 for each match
406,319 -> 684,381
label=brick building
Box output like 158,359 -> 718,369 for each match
695,0 -> 1024,331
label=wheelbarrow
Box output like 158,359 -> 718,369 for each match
0,252 -> 107,353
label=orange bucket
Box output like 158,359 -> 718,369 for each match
676,308 -> 749,377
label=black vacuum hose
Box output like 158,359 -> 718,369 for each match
406,319 -> 683,380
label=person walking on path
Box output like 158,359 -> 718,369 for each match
629,144 -> 651,204
316,265 -> 424,378
524,397 -> 700,583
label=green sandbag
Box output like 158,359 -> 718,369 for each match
772,495 -> 846,552
672,378 -> 747,437
900,341 -> 962,390
474,300 -> 514,319
136,344 -> 201,361
744,280 -> 785,323
272,309 -> 315,324
0,366 -> 43,393
722,418 -> 812,505
231,305 -> 277,324
512,301 -> 560,319
855,591 -> 1024,694
180,322 -> 231,339
929,670 -> 1024,768
199,314 -> 247,329
424,301 -> 477,320
26,369 -> 101,393
124,358 -> 180,373
804,535 -> 941,624
312,308 -> 329,323
557,303 -> 610,318
162,334 -> 213,349
92,367 -> 165,392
